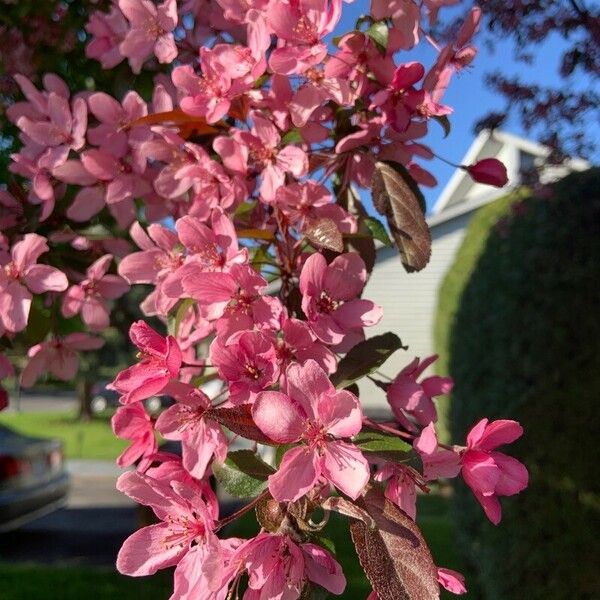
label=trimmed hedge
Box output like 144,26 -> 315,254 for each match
439,169 -> 600,599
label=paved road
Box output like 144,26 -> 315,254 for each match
5,391 -> 78,413
0,460 -> 242,567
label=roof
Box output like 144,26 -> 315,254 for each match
430,129 -> 590,217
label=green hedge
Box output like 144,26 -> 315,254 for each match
437,168 -> 600,599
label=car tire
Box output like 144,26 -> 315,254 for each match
90,396 -> 107,414
145,397 -> 162,414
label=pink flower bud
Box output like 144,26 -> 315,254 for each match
465,158 -> 508,187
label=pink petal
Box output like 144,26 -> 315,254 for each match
12,233 -> 48,270
97,274 -> 129,299
0,280 -> 32,332
23,265 -> 68,293
285,360 -> 333,421
491,452 -> 528,496
252,391 -> 304,443
477,420 -> 524,451
116,522 -> 186,576
321,441 -> 370,500
268,446 -> 320,502
462,450 -> 500,497
301,543 -> 346,594
319,390 -> 363,438
67,187 -> 106,221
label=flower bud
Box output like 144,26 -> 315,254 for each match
465,158 -> 508,187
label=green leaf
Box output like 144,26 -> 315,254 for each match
168,298 -> 195,337
212,450 -> 275,499
363,216 -> 392,246
433,114 -> 451,138
366,21 -> 389,54
281,128 -> 303,144
331,333 -> 405,389
353,429 -> 412,454
24,299 -> 52,345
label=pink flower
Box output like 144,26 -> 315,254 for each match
116,470 -> 218,576
300,253 -> 382,352
62,254 -> 129,331
155,381 -> 228,478
466,158 -> 508,187
271,315 -> 337,377
252,360 -> 369,501
373,462 -> 417,520
210,330 -> 279,404
20,333 -> 104,388
173,44 -> 264,123
0,234 -> 68,333
87,91 -> 149,157
275,181 -> 357,235
85,6 -> 129,69
118,0 -> 178,72
387,355 -> 453,427
118,221 -> 184,316
112,402 -> 157,471
268,0 -> 342,75
17,92 -> 87,157
112,321 -> 182,403
230,532 -> 346,598
414,422 -> 461,480
461,418 -> 528,525
437,567 -> 467,595
215,112 -> 308,201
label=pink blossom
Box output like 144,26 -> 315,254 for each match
210,330 -> 279,404
118,221 -> 184,315
230,532 -> 346,598
437,567 -> 467,595
0,234 -> 68,333
461,418 -> 528,525
112,321 -> 182,403
155,381 -> 228,478
275,181 -> 357,234
182,263 -> 282,335
62,254 -> 129,331
118,0 -> 178,72
85,6 -> 129,69
116,470 -> 218,577
20,333 -> 104,388
16,92 -> 87,157
370,0 -> 420,50
252,360 -> 369,501
414,422 -> 461,480
87,91 -> 149,157
387,355 -> 453,427
300,253 -> 382,352
271,314 -> 337,377
112,402 -> 158,471
216,112 -> 308,201
373,462 -> 417,520
466,158 -> 509,187
268,0 -> 342,75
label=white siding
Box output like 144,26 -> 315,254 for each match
357,210 -> 475,414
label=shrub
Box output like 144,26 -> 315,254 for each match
442,168 -> 600,598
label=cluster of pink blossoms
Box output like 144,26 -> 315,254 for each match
0,0 -> 521,598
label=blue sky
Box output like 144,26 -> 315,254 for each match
336,2 -> 598,212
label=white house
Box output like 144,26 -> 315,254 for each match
358,129 -> 589,414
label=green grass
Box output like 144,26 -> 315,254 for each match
0,494 -> 470,599
0,411 -> 126,461
0,564 -> 173,600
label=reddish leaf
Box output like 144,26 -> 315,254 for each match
304,217 -> 344,252
206,404 -> 274,445
350,486 -> 440,600
371,161 -> 431,273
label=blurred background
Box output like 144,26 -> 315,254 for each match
0,1 -> 598,599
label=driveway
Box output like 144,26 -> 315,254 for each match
5,390 -> 78,414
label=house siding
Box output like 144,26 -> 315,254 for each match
358,210 -> 475,413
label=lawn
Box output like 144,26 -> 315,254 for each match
0,411 -> 126,461
0,494 -> 470,599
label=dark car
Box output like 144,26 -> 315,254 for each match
0,424 -> 70,532
90,381 -> 172,415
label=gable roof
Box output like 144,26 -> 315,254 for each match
430,129 -> 590,217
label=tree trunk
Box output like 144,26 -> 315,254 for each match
78,378 -> 93,421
